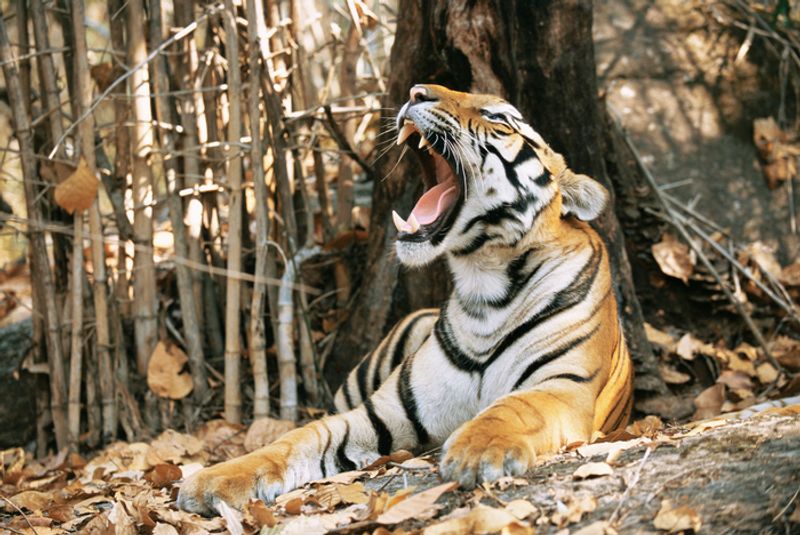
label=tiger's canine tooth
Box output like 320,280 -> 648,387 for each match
418,136 -> 431,149
396,123 -> 416,146
392,210 -> 412,233
408,213 -> 420,233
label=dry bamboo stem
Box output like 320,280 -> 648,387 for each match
0,10 -> 69,450
149,0 -> 208,409
174,0 -> 206,322
222,0 -> 244,424
245,0 -> 271,419
67,217 -> 83,448
127,0 -> 159,376
70,0 -> 116,443
107,0 -> 132,321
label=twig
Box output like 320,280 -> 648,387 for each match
322,104 -> 377,181
47,2 -> 225,158
608,446 -> 652,526
0,493 -> 40,535
772,483 -> 800,522
608,104 -> 787,378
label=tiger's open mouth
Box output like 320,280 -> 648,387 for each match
392,120 -> 464,243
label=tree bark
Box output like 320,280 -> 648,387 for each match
329,0 -> 666,396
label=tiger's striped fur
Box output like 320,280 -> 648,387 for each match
178,85 -> 633,515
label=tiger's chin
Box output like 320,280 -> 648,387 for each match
395,239 -> 443,267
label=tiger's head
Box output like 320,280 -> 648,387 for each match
392,84 -> 609,266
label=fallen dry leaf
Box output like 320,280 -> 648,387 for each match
628,415 -> 664,438
756,362 -> 779,384
653,499 -> 701,532
146,429 -> 205,466
423,504 -> 532,535
693,383 -> 726,420
504,499 -> 538,520
244,417 -> 296,451
753,116 -> 800,189
144,463 -> 183,488
652,233 -> 695,283
151,523 -> 180,535
551,495 -> 597,527
6,490 -> 53,513
659,364 -> 692,384
573,461 -> 614,479
376,481 -> 458,524
574,520 -> 618,535
675,333 -> 712,361
771,336 -> 800,371
53,157 -> 99,214
717,370 -> 753,391
245,499 -> 277,528
645,322 -> 678,353
147,341 -> 193,400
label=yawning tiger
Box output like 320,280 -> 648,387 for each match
178,84 -> 633,515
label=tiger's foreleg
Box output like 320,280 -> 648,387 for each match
439,380 -> 597,489
177,349 -> 456,515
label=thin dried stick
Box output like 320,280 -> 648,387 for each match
0,493 -> 39,535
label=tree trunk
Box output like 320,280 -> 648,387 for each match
329,0 -> 666,397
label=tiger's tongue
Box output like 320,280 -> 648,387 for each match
411,179 -> 457,225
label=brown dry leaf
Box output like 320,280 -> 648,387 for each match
504,499 -> 538,520
551,495 -> 597,527
146,429 -> 205,466
108,500 -> 136,534
493,476 -> 529,490
573,521 -> 618,535
90,63 -> 114,92
423,505 -> 531,535
53,158 -> 99,214
771,336 -> 800,371
144,463 -> 182,488
376,481 -> 458,524
693,383 -> 726,420
653,499 -> 701,532
573,461 -> 613,479
313,482 -> 370,509
753,117 -> 800,189
741,241 -> 782,280
659,364 -> 691,384
363,449 -> 415,470
151,524 -> 180,535
628,415 -> 663,437
717,370 -> 753,391
245,499 -> 276,528
217,500 -> 244,535
780,261 -> 800,286
721,350 -> 757,377
652,233 -> 695,283
675,334 -> 712,361
244,417 -> 296,451
6,490 -> 53,513
284,497 -> 305,515
756,362 -> 779,384
147,341 -> 193,400
644,323 -> 677,353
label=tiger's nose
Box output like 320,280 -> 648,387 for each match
409,85 -> 437,104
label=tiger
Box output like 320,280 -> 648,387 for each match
178,84 -> 633,515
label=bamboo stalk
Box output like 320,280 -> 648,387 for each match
127,0 -> 159,376
149,0 -> 208,412
67,216 -> 83,448
174,0 -> 206,322
245,0 -> 271,420
69,0 -> 116,443
222,0 -> 244,424
0,9 -> 69,450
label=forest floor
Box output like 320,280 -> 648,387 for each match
1,408 -> 799,534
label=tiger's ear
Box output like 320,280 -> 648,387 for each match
559,171 -> 609,221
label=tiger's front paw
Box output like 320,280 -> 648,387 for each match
439,421 -> 536,489
177,451 -> 288,516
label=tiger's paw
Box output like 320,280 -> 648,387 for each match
439,422 -> 536,489
177,452 -> 288,516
